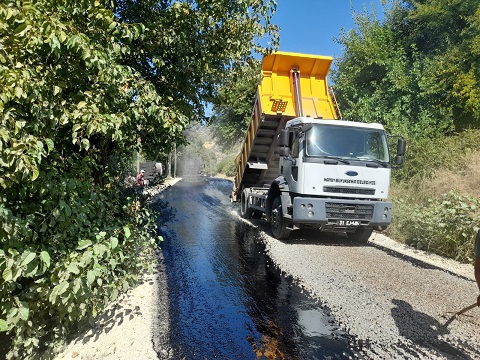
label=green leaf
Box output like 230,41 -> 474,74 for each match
14,23 -> 30,36
18,304 -> 29,321
124,226 -> 131,239
110,237 -> 118,249
53,281 -> 69,296
111,288 -> 119,301
77,239 -> 92,250
87,270 -> 95,285
21,251 -> 36,267
2,267 -> 12,282
40,251 -> 50,269
77,101 -> 87,109
14,87 -> 23,98
0,319 -> 8,332
45,139 -> 54,152
64,203 -> 71,217
73,278 -> 82,294
67,264 -> 80,275
81,138 -> 90,151
32,168 -> 39,181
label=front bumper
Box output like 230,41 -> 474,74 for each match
292,197 -> 392,227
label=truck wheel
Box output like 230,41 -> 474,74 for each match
240,190 -> 253,219
270,196 -> 291,240
348,227 -> 373,243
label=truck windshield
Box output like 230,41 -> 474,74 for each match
305,124 -> 390,163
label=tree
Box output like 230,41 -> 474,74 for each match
332,0 -> 480,138
115,0 -> 279,129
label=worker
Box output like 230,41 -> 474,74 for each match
475,230 -> 480,306
135,169 -> 145,194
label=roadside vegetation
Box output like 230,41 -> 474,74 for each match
331,0 -> 480,263
1,0 -> 479,358
0,0 -> 278,358
210,0 -> 480,263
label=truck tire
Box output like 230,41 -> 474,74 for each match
270,196 -> 291,240
240,190 -> 254,219
348,226 -> 373,243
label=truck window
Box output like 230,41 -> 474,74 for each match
291,137 -> 300,158
305,124 -> 389,162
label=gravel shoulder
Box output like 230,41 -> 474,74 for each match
255,225 -> 480,359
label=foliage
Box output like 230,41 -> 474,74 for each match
115,0 -> 279,132
329,0 -> 480,263
0,0 -> 184,189
0,172 -> 161,358
216,154 -> 237,177
0,0 -> 166,351
0,0 -> 278,357
332,0 -> 480,138
392,191 -> 480,263
392,129 -> 480,185
388,129 -> 480,263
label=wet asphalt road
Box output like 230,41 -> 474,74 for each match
155,177 -> 480,359
157,178 -> 354,359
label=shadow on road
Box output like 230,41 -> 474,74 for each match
391,299 -> 473,359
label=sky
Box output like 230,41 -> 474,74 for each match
271,1 -> 385,62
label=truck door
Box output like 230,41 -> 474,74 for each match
281,132 -> 300,185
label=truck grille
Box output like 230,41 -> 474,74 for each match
326,202 -> 374,220
323,187 -> 375,195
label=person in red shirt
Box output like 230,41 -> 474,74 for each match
136,169 -> 145,189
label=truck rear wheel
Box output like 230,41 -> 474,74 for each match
240,190 -> 254,219
348,227 -> 373,243
270,196 -> 291,240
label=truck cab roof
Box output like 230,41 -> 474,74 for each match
286,117 -> 386,131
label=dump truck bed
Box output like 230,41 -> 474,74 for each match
232,52 -> 337,200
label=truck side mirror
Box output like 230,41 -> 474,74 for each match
278,129 -> 289,147
397,138 -> 406,156
395,138 -> 406,165
277,129 -> 290,157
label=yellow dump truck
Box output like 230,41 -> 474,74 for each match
232,51 -> 406,241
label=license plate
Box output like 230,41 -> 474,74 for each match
337,220 -> 360,226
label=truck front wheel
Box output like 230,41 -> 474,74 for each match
348,227 -> 373,243
270,196 -> 291,240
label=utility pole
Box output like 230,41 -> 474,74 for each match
174,143 -> 177,178
167,152 -> 172,178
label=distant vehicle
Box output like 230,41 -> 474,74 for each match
231,52 -> 406,242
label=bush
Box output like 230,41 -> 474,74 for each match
0,173 -> 161,359
216,154 -> 237,177
393,129 -> 480,186
391,191 -> 480,263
